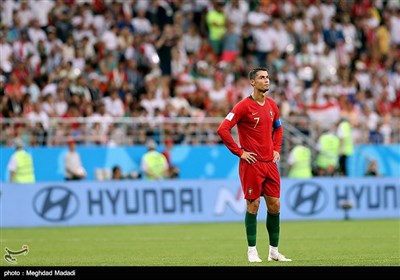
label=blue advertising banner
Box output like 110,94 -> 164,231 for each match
1,178 -> 399,228
1,144 -> 399,183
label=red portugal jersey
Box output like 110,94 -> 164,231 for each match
218,95 -> 283,162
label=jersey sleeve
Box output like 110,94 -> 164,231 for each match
217,104 -> 244,157
271,100 -> 283,153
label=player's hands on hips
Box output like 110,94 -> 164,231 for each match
241,150 -> 257,164
273,151 -> 280,163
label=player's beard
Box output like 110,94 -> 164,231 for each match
260,87 -> 269,95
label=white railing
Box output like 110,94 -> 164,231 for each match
2,116 -> 399,146
1,117 -> 227,147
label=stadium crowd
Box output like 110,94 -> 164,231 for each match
0,0 -> 400,148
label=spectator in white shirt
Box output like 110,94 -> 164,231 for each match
31,0 -> 54,28
55,89 -> 68,117
0,33 -> 13,73
103,89 -> 125,117
13,32 -> 35,61
41,94 -> 58,118
101,24 -> 119,52
132,8 -> 152,34
27,19 -> 47,47
252,20 -> 277,66
88,103 -> 113,135
61,36 -> 75,62
271,18 -> 291,54
64,138 -> 86,181
26,101 -> 49,130
16,1 -> 34,28
22,76 -> 41,103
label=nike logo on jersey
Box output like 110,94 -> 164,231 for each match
252,112 -> 258,115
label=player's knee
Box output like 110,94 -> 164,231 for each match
247,198 -> 261,213
267,200 -> 280,213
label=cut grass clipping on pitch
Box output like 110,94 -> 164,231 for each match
1,219 -> 399,266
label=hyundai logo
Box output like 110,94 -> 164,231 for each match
286,182 -> 327,216
33,186 -> 79,222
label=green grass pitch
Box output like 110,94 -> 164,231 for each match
1,219 -> 399,266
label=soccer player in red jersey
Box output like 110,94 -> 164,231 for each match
217,67 -> 291,263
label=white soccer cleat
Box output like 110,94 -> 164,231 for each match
248,248 -> 262,263
268,252 -> 292,262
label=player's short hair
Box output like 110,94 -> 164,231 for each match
248,67 -> 268,80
